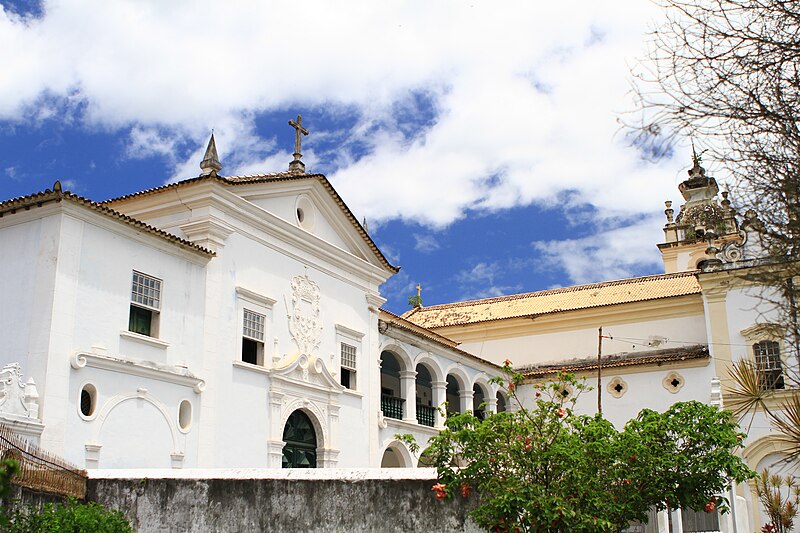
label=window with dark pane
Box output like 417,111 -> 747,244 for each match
340,342 -> 357,389
242,308 -> 265,365
129,271 -> 161,337
754,340 -> 784,390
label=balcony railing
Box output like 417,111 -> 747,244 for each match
416,404 -> 436,427
381,394 -> 405,420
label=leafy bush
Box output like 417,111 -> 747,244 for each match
422,362 -> 754,532
0,458 -> 131,532
5,498 -> 132,533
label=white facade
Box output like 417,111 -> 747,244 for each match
0,151 -> 796,532
0,171 -> 504,471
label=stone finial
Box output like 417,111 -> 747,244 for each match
200,133 -> 222,176
721,191 -> 732,210
24,378 -> 39,418
362,217 -> 369,233
288,115 -> 309,174
53,180 -> 62,193
664,200 -> 674,223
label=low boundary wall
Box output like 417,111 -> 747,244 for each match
87,468 -> 481,533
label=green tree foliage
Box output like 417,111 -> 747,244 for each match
425,363 -> 754,532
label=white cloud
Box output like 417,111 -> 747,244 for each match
413,233 -> 440,253
532,215 -> 665,285
0,0 -> 693,282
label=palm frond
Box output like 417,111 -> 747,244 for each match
726,360 -> 769,420
769,392 -> 800,462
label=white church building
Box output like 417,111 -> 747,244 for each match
0,127 -> 795,532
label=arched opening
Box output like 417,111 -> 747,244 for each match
446,375 -> 462,417
415,363 -> 435,427
380,351 -> 405,420
496,391 -> 507,412
418,446 -> 435,467
282,410 -> 317,468
473,384 -> 487,419
380,445 -> 409,467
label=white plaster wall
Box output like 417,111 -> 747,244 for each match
457,314 -> 708,367
516,362 -> 717,430
247,195 -> 351,252
0,213 -> 61,392
1,207 -> 208,462
199,226 -> 379,468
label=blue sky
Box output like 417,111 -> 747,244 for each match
0,1 -> 703,315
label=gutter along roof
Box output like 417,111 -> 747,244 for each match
519,344 -> 710,378
378,309 -> 502,370
403,271 -> 702,329
0,182 -> 214,257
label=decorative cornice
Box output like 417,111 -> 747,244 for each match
334,324 -> 366,340
70,352 -> 205,393
235,286 -> 277,308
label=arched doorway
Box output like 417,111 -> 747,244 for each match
446,374 -> 462,417
496,391 -> 507,412
380,350 -> 405,420
473,384 -> 487,419
282,410 -> 317,468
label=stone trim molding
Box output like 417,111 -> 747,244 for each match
71,351 -> 205,393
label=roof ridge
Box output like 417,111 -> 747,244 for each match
415,270 -> 700,312
100,172 -> 399,274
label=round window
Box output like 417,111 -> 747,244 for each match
295,195 -> 316,231
80,384 -> 97,418
178,400 -> 192,432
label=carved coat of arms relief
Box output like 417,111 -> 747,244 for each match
287,274 -> 323,357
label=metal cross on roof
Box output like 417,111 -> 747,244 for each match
288,115 -> 309,173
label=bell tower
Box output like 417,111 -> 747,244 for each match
658,153 -> 741,273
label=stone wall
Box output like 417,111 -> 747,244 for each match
86,468 -> 481,533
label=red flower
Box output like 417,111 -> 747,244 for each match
503,358 -> 512,366
460,482 -> 471,497
432,483 -> 445,492
524,444 -> 531,451
535,392 -> 541,398
705,500 -> 716,513
435,490 -> 446,500
432,482 -> 447,500
508,382 -> 516,392
557,407 -> 566,418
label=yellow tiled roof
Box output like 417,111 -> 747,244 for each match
402,271 -> 701,329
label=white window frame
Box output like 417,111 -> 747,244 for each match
335,324 -> 365,391
236,287 -> 276,367
129,271 -> 162,338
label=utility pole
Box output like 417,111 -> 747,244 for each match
597,326 -> 603,415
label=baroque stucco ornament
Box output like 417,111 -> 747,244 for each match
287,274 -> 323,356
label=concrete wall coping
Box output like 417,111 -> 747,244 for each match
87,467 -> 438,481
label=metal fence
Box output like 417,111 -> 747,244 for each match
0,425 -> 86,499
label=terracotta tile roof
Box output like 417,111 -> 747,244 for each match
0,182 -> 214,257
520,344 -> 709,378
104,172 -> 399,274
402,271 -> 702,329
378,309 -> 501,370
